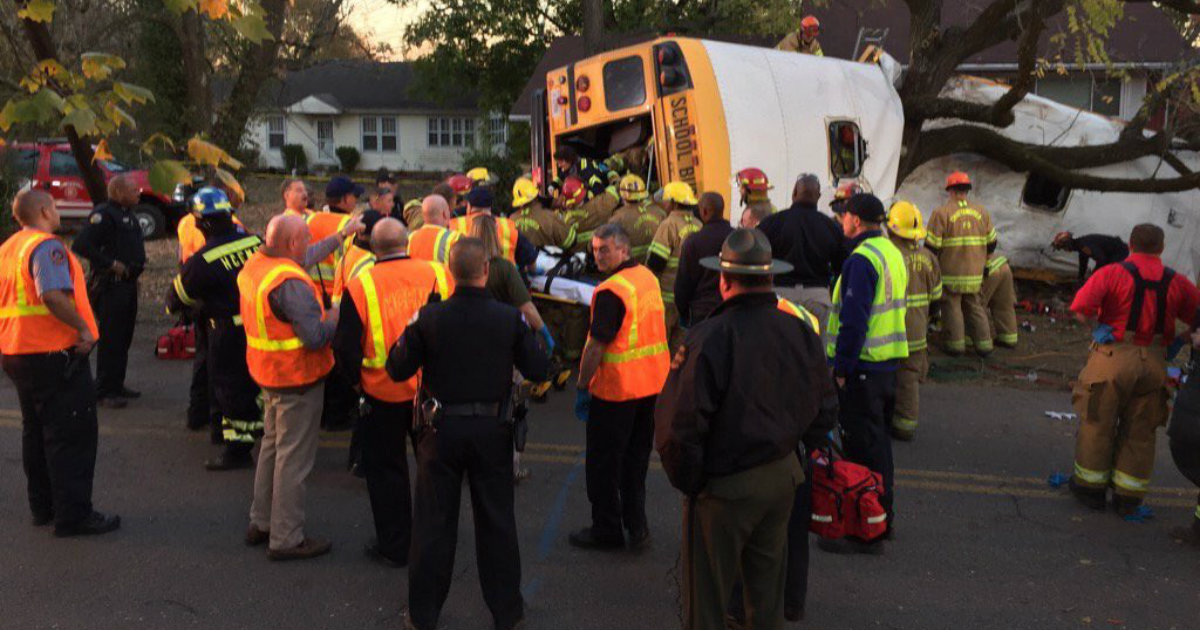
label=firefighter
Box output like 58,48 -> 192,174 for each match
777,15 -> 823,56
334,218 -> 453,567
608,174 -> 665,260
647,182 -> 702,350
562,176 -> 621,255
167,187 -> 265,470
823,194 -> 908,552
554,145 -> 608,196
830,181 -> 863,219
570,223 -> 670,551
409,195 -> 461,264
970,252 -> 1019,350
511,176 -> 575,250
736,167 -> 775,223
1067,224 -> 1200,514
926,171 -> 996,356
887,201 -> 941,442
445,174 -> 474,217
466,166 -> 496,188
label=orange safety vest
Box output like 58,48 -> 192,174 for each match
178,214 -> 246,263
238,251 -> 334,389
0,229 -> 99,354
448,212 -> 519,262
347,257 -> 453,403
305,211 -> 352,294
408,225 -> 460,264
331,243 -> 375,307
588,264 -> 670,401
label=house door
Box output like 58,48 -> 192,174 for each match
317,119 -> 335,163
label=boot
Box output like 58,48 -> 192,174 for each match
1111,494 -> 1143,516
1068,478 -> 1107,511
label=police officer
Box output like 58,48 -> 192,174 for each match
647,182 -> 702,350
608,174 -> 665,260
334,218 -> 453,567
167,187 -> 265,470
72,174 -> 145,408
387,237 -> 548,630
0,189 -> 120,536
824,193 -> 908,553
511,177 -> 575,250
571,224 -> 670,551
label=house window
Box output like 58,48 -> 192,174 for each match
828,121 -> 863,179
487,114 -> 508,145
428,117 -> 476,147
266,115 -> 285,149
1036,75 -> 1123,117
362,116 -> 398,152
1021,171 -> 1070,212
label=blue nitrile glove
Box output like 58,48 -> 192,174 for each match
1092,323 -> 1116,344
575,389 -> 591,422
539,326 -> 556,355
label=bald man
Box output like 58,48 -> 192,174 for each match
72,175 -> 147,408
240,213 -> 340,560
334,217 -> 453,567
1,190 -> 121,536
408,195 -> 460,264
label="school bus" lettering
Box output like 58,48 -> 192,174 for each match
669,95 -> 698,190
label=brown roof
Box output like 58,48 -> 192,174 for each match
510,2 -> 1193,118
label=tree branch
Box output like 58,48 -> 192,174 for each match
1122,0 -> 1200,14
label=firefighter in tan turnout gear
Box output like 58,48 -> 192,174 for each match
608,174 -> 665,260
887,201 -> 941,442
511,177 -> 575,251
647,181 -> 702,350
926,171 -> 996,356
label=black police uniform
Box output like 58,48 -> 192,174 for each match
386,285 -> 548,630
166,226 -> 263,464
72,201 -> 146,400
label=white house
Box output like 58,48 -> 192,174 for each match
240,61 -> 506,173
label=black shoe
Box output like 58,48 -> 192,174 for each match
1112,494 -> 1143,516
785,605 -> 805,622
627,528 -> 650,551
32,512 -> 53,527
186,416 -> 208,431
117,387 -> 141,399
205,451 -> 254,471
816,537 -> 884,555
1068,479 -> 1107,510
568,527 -> 625,551
364,539 -> 407,568
97,397 -> 127,409
54,511 -> 121,537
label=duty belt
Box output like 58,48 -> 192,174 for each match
441,402 -> 503,417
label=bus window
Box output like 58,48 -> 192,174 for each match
829,121 -> 863,179
603,57 -> 646,111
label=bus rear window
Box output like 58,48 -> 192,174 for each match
603,57 -> 646,111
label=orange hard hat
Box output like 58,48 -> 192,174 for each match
736,167 -> 771,192
945,171 -> 972,189
561,176 -> 587,207
834,181 -> 863,201
447,174 -> 473,195
801,15 -> 820,31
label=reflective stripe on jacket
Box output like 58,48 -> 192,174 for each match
0,229 -> 98,354
238,251 -> 334,388
589,265 -> 670,401
826,236 -> 910,362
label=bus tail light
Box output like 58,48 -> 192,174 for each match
576,76 -> 590,92
653,41 -> 692,97
578,96 -> 592,112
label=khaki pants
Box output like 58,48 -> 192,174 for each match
250,382 -> 324,550
683,454 -> 803,630
941,291 -> 992,354
776,285 -> 833,336
894,349 -> 928,437
1072,344 -> 1168,498
975,265 -> 1019,348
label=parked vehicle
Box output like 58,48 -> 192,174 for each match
1,141 -> 185,239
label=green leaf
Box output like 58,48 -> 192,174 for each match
104,101 -> 136,129
81,53 -> 126,80
112,81 -> 155,105
62,107 -> 99,136
17,0 -> 55,23
231,14 -> 272,44
148,160 -> 191,196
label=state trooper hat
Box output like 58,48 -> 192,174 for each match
700,228 -> 794,276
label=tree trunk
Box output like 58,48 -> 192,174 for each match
582,0 -> 603,55
16,2 -> 107,204
176,9 -> 212,136
210,0 -> 288,154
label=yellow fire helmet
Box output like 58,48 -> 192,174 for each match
512,177 -> 539,208
661,181 -> 698,206
887,200 -> 927,240
619,174 -> 648,201
466,167 -> 492,183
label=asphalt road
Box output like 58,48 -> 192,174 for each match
1,327 -> 1198,630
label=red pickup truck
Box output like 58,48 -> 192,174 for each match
2,141 -> 184,239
